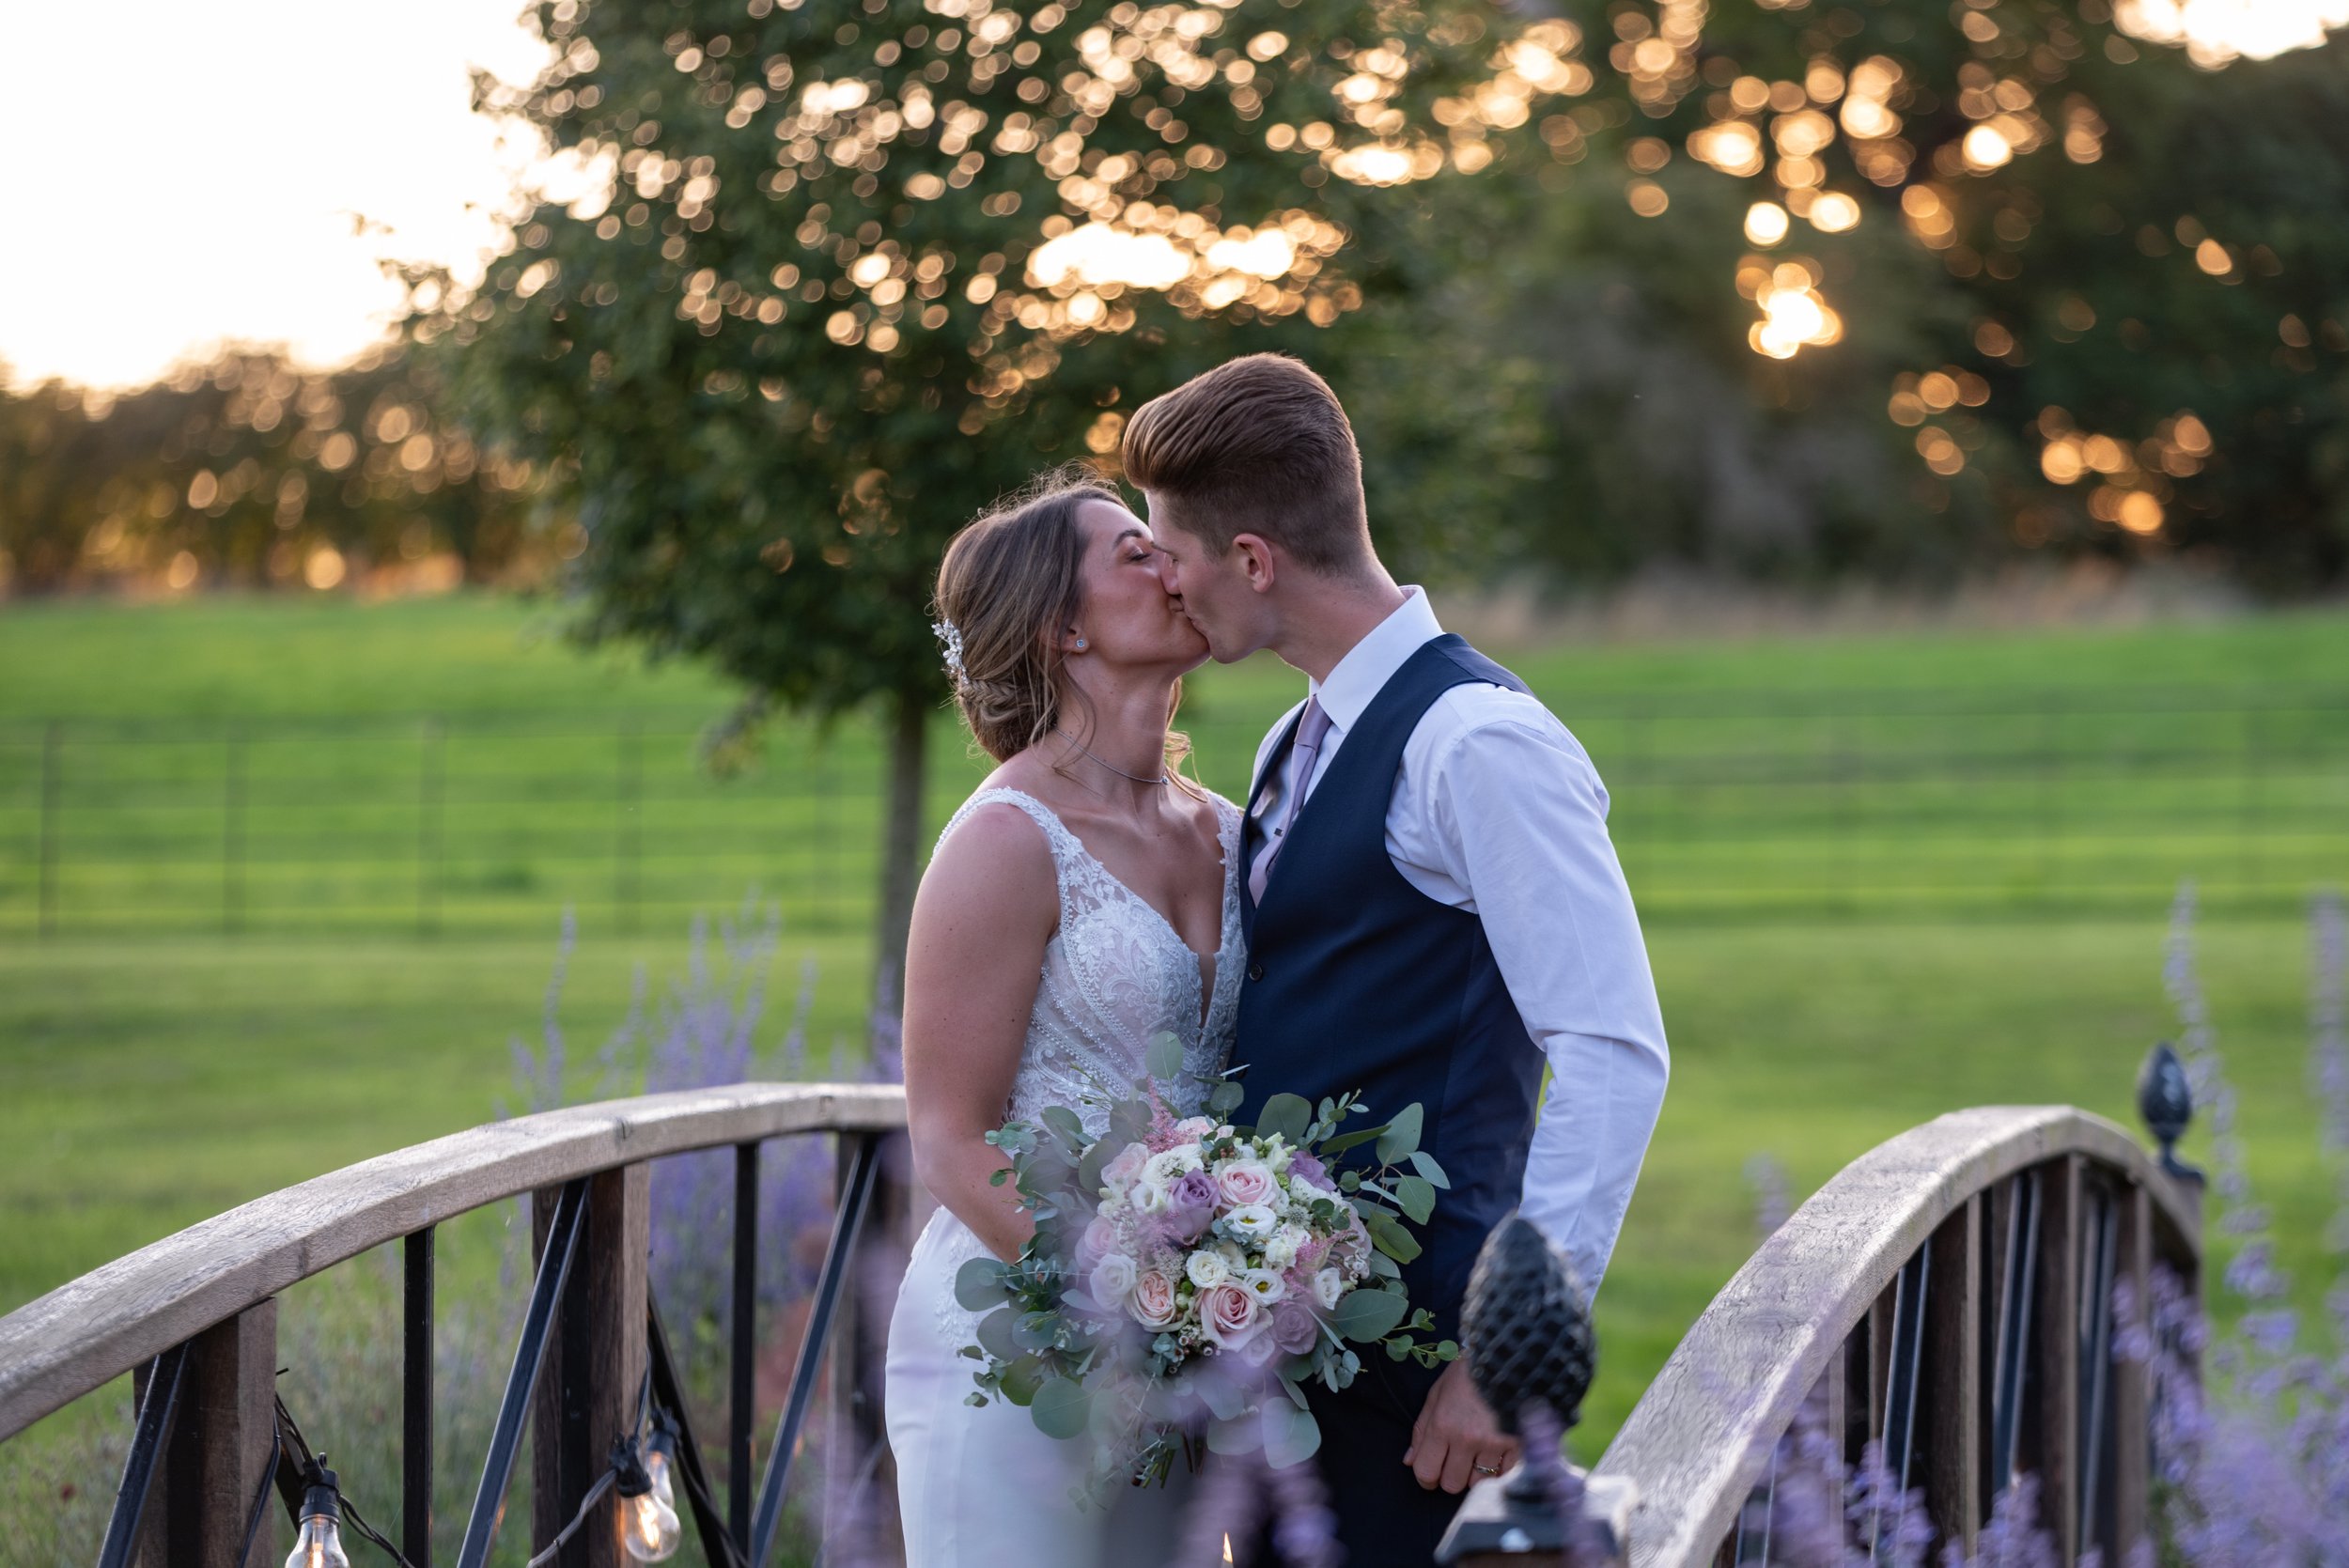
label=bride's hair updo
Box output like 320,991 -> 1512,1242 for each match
933,466 -> 1195,780
934,467 -> 1116,763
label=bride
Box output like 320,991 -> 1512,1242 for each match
884,469 -> 1242,1565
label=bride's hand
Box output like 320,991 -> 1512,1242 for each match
902,800 -> 1062,1261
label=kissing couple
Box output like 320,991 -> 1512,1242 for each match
880,354 -> 1671,1567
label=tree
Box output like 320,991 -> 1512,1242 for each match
416,0 -> 1598,1001
0,347 -> 537,595
1392,0 -> 2349,590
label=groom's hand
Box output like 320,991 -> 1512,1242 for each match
1404,1359 -> 1519,1493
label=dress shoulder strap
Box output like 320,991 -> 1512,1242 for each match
935,786 -> 1084,875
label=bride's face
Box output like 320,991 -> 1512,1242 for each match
1069,498 -> 1208,675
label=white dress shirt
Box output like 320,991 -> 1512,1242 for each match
1247,589 -> 1669,1300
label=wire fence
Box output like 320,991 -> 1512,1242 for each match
3,685 -> 2344,939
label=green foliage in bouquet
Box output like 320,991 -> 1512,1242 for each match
952,1032 -> 1456,1505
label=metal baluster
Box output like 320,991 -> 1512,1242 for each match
1988,1170 -> 2041,1498
732,1140 -> 759,1556
648,1296 -> 747,1568
750,1133 -> 880,1568
458,1178 -> 588,1568
405,1225 -> 436,1567
97,1342 -> 190,1568
1871,1247 -> 1931,1560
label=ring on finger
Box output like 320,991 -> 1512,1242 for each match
1473,1462 -> 1502,1477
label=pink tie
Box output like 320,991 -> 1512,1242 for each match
1251,697 -> 1331,903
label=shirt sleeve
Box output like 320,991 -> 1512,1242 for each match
1418,714 -> 1670,1303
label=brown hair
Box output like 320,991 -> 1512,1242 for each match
933,466 -> 1195,780
1119,353 -> 1371,573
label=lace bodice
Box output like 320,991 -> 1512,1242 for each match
939,786 -> 1241,1133
910,785 -> 1244,1343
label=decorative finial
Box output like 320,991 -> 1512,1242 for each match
2138,1039 -> 2202,1186
1460,1214 -> 1596,1442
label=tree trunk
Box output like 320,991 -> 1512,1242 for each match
872,688 -> 929,1019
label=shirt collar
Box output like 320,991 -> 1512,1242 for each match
1308,586 -> 1443,735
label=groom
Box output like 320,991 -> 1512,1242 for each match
1122,355 -> 1670,1564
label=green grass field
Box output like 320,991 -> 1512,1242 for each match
3,592 -> 2347,1491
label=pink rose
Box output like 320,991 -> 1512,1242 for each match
1080,1217 -> 1118,1263
1215,1160 -> 1277,1208
1131,1270 -> 1180,1330
1174,1116 -> 1218,1140
1101,1141 -> 1148,1193
1200,1282 -> 1262,1349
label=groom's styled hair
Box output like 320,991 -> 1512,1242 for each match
1120,354 -> 1372,573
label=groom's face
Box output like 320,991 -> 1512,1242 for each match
1142,507 -> 1270,664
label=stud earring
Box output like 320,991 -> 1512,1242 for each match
1075,637 -> 1088,650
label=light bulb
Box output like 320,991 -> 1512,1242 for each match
644,1443 -> 676,1510
285,1513 -> 350,1568
620,1488 -> 682,1561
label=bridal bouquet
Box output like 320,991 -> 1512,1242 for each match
954,1033 -> 1457,1506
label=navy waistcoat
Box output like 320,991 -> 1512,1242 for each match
1234,633 -> 1542,1338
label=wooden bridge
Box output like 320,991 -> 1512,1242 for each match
0,1079 -> 2201,1567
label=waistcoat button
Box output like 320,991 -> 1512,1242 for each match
1247,962 -> 1265,983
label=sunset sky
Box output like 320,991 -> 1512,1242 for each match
0,0 -> 2339,393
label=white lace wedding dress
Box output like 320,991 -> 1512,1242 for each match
885,787 -> 1243,1566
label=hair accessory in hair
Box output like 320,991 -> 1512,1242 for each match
932,618 -> 966,684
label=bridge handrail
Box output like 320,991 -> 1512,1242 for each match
1592,1104 -> 2201,1568
0,1080 -> 906,1442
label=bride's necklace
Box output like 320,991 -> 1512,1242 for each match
1057,730 -> 1169,786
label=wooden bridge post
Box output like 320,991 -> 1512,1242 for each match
1923,1194 -> 1981,1557
130,1300 -> 278,1568
531,1164 -> 650,1568
2023,1155 -> 2082,1564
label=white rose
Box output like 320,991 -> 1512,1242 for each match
1143,1145 -> 1205,1191
1089,1252 -> 1138,1304
1237,1266 -> 1286,1305
1312,1268 -> 1344,1310
1262,1224 -> 1309,1271
1185,1250 -> 1233,1289
1221,1203 -> 1279,1244
1132,1181 -> 1171,1215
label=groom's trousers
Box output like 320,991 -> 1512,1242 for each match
1271,1353 -> 1454,1567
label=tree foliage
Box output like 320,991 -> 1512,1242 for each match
1397,0 -> 2349,589
0,348 -> 537,595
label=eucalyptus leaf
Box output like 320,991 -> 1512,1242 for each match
1394,1174 -> 1438,1224
955,1256 -> 1011,1312
1376,1103 -> 1424,1164
1076,1149 -> 1113,1204
1367,1209 -> 1423,1265
1256,1093 -> 1312,1146
1014,1311 -> 1060,1352
1206,1417 -> 1257,1457
974,1307 -> 1020,1363
1330,1288 -> 1408,1343
1000,1355 -> 1045,1405
1320,1124 -> 1391,1157
1208,1080 -> 1245,1115
1145,1030 -> 1186,1081
1041,1105 -> 1087,1152
1030,1375 -> 1093,1440
1260,1402 -> 1323,1469
1408,1150 -> 1452,1190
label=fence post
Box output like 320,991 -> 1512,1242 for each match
130,1300 -> 280,1568
222,731 -> 245,937
531,1163 -> 650,1568
418,718 -> 444,939
38,719 -> 60,939
615,719 -> 642,937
